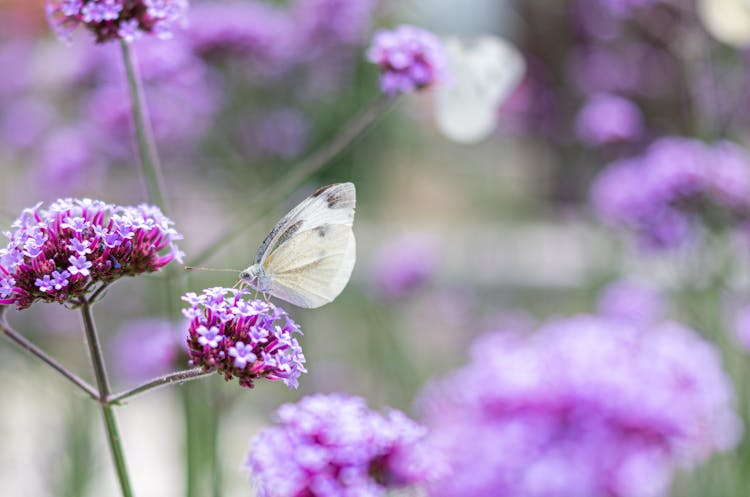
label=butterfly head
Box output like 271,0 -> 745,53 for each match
239,264 -> 272,292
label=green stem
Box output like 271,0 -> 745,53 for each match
0,308 -> 99,400
119,39 -> 168,211
108,367 -> 213,405
80,300 -> 134,497
190,93 -> 399,266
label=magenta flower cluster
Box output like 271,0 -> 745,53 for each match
367,25 -> 447,95
182,288 -> 306,389
247,393 -> 436,497
0,199 -> 182,310
419,315 -> 741,497
46,0 -> 188,43
591,137 -> 750,249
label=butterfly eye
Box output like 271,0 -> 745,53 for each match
239,271 -> 251,281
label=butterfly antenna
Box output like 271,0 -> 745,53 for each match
184,266 -> 239,273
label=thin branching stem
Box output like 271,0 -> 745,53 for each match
190,93 -> 399,266
108,367 -> 213,405
80,300 -> 134,497
0,308 -> 99,401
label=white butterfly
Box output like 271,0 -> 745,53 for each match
435,35 -> 525,144
239,182 -> 356,309
698,0 -> 750,48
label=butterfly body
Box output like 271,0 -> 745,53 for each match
239,182 -> 356,309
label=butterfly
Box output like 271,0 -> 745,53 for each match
237,182 -> 357,309
434,35 -> 525,144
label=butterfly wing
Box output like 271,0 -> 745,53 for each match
435,36 -> 525,144
264,224 -> 356,308
254,182 -> 356,308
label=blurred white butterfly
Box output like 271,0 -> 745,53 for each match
697,0 -> 750,48
238,182 -> 356,309
435,35 -> 525,144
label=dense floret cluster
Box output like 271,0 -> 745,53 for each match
182,287 -> 306,389
46,0 -> 188,43
419,315 -> 741,497
0,199 -> 182,310
591,137 -> 750,249
367,25 -> 447,95
247,393 -> 436,497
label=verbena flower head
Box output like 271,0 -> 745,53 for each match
419,315 -> 741,497
182,287 -> 306,389
46,0 -> 189,43
575,93 -> 643,146
591,137 -> 750,249
367,25 -> 447,95
247,393 -> 437,497
0,199 -> 183,310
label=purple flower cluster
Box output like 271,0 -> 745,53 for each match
187,1 -> 292,67
575,93 -> 643,146
111,318 -> 184,382
0,199 -> 183,310
597,278 -> 665,325
182,288 -> 306,389
46,0 -> 188,43
369,234 -> 437,300
419,315 -> 741,497
367,25 -> 447,95
0,34 -> 221,197
591,137 -> 750,249
247,394 -> 436,497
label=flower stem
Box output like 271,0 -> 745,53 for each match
0,308 -> 99,401
119,39 -> 168,212
190,93 -> 399,266
80,299 -> 134,497
108,367 -> 213,405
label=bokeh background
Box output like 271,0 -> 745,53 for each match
3,0 -> 750,496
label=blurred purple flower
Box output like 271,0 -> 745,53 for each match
600,0 -> 663,15
36,126 -> 101,194
575,93 -> 643,146
571,44 -> 677,99
367,25 -> 447,95
709,141 -> 750,213
46,0 -> 188,43
419,315 -> 741,497
252,108 -> 310,160
111,319 -> 182,381
369,234 -> 438,300
84,37 -> 221,152
733,304 -> 750,352
182,287 -> 306,389
292,0 -> 376,55
591,137 -> 750,249
0,199 -> 183,310
0,98 -> 55,151
187,1 -> 293,73
597,279 -> 665,325
571,0 -> 623,41
247,393 -> 437,497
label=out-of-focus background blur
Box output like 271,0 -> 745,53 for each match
4,0 -> 750,496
